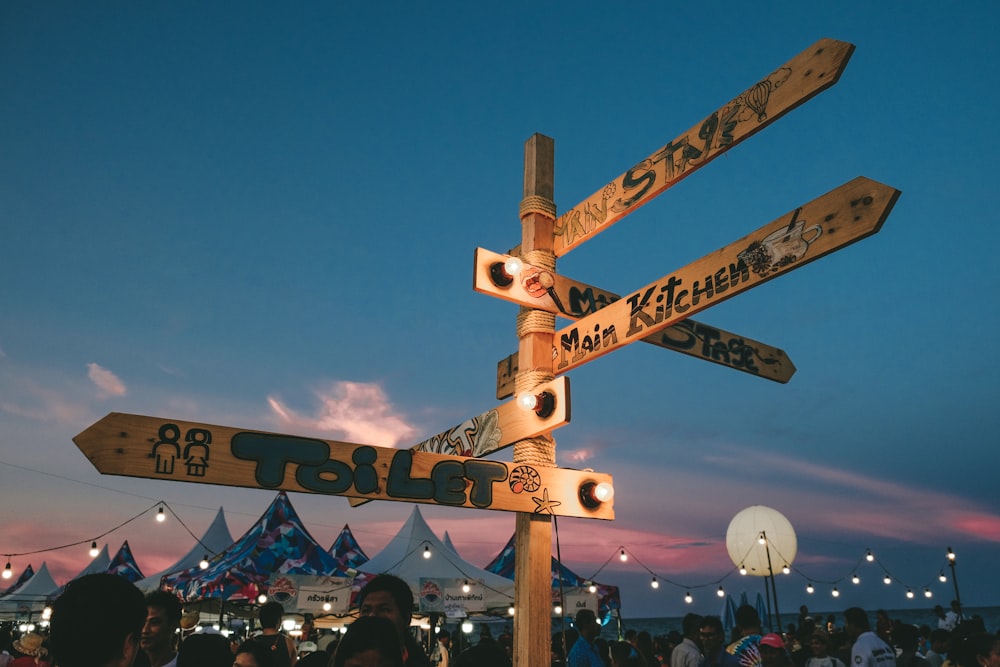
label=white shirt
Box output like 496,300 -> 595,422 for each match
852,632 -> 896,667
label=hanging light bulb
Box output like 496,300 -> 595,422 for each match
906,588 -> 915,599
717,586 -> 725,598
508,606 -> 515,616
200,554 -> 210,569
585,580 -> 597,594
462,580 -> 470,593
684,592 -> 693,604
739,563 -> 747,576
257,594 -> 268,604
323,602 -> 332,611
883,575 -> 892,585
423,545 -> 431,559
554,605 -> 563,616
851,573 -> 860,585
866,549 -> 874,562
939,571 -> 947,583
156,505 -> 166,522
89,541 -> 99,558
782,564 -> 790,575
832,587 -> 840,598
2,561 -> 11,580
924,588 -> 933,598
650,577 -> 659,589
806,583 -> 814,594
946,547 -> 956,561
758,533 -> 767,545
619,548 -> 627,562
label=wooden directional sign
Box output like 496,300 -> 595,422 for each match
74,412 -> 613,519
552,38 -> 855,256
551,176 -> 900,374
349,376 -> 570,507
473,248 -> 795,392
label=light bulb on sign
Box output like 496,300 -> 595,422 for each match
323,602 -> 332,611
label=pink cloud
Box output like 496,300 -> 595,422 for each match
87,363 -> 127,398
267,380 -> 417,447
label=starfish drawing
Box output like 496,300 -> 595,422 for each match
531,488 -> 562,515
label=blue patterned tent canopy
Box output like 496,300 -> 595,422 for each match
161,492 -> 343,602
328,524 -> 369,573
483,534 -> 621,620
108,540 -> 145,583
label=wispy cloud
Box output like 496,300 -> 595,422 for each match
87,363 -> 127,398
268,380 -> 418,447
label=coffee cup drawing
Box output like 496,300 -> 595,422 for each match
739,209 -> 822,277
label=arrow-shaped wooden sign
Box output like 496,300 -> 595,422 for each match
551,176 -> 901,374
73,412 -> 613,519
349,376 -> 570,507
473,248 -> 795,391
553,38 -> 855,256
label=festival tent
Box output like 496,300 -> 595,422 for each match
107,540 -> 145,582
328,524 -> 369,574
483,533 -> 622,621
160,492 -> 343,602
2,564 -> 34,595
48,544 -> 112,598
357,506 -> 515,613
135,506 -> 234,593
0,562 -> 58,620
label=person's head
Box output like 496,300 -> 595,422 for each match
843,608 -> 870,641
930,629 -> 951,651
951,600 -> 962,613
934,606 -> 946,619
892,624 -> 920,653
610,641 -> 633,667
12,632 -> 48,660
439,629 -> 451,647
142,590 -> 182,655
358,574 -> 414,639
235,640 -> 275,667
50,573 -> 146,667
574,608 -> 600,641
809,630 -> 832,658
258,601 -> 286,630
954,633 -> 1000,667
735,605 -> 762,637
333,616 -> 405,667
177,633 -> 233,667
699,616 -> 725,655
759,634 -> 787,667
682,613 -> 703,640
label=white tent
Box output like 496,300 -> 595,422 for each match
359,506 -> 514,613
442,531 -> 460,557
0,562 -> 58,620
46,544 -> 113,599
135,506 -> 233,593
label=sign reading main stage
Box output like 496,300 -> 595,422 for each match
73,413 -> 613,519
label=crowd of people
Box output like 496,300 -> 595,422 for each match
558,603 -> 999,667
1,577 -> 997,667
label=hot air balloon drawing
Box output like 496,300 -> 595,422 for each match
745,79 -> 773,122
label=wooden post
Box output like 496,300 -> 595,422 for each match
512,134 -> 556,667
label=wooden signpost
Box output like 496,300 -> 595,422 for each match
552,38 -> 855,256
474,247 -> 796,392
73,412 -> 613,520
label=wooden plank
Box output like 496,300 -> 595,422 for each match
552,38 -> 855,256
348,376 -> 570,507
73,413 -> 613,519
551,176 -> 901,374
475,248 -> 795,391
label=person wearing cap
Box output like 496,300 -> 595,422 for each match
759,635 -> 791,667
297,641 -> 318,658
844,608 -> 895,667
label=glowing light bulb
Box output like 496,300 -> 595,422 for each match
782,565 -> 790,575
588,583 -> 597,594
866,549 -> 874,562
650,577 -> 659,589
89,542 -> 99,558
508,606 -> 515,616
947,547 -> 956,561
924,589 -> 933,598
2,562 -> 11,580
684,592 -> 693,604
157,505 -> 166,522
832,587 -> 840,598
503,257 -> 524,276
462,580 -> 470,593
906,589 -> 915,599
594,482 -> 614,502
851,574 -> 860,585
739,564 -> 747,576
257,594 -> 267,604
758,533 -> 767,545
619,549 -> 627,562
884,576 -> 892,585
463,621 -> 475,633
323,602 -> 332,611
806,583 -> 814,594
717,586 -> 725,598
554,605 -> 563,616
200,554 -> 210,570
423,545 -> 431,559
939,572 -> 947,583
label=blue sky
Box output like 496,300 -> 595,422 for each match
1,2 -> 998,621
